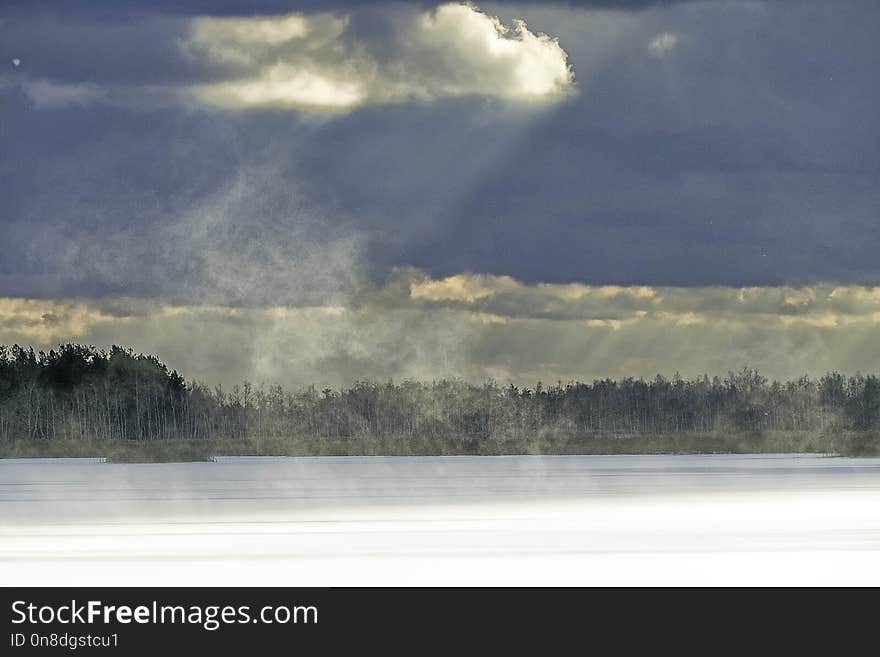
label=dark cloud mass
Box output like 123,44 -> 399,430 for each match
0,0 -> 879,301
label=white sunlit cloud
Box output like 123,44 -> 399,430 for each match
8,4 -> 572,112
187,3 -> 574,110
648,31 -> 679,57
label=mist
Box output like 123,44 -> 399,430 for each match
5,455 -> 880,586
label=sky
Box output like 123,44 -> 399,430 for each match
1,0 -> 879,387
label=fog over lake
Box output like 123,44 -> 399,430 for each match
3,454 -> 880,586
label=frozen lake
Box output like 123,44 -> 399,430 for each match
3,454 -> 880,585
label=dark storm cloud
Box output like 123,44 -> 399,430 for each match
352,0 -> 880,286
0,16 -> 217,86
1,0 -> 879,300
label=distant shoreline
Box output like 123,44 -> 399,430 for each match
5,345 -> 880,462
2,431 -> 876,463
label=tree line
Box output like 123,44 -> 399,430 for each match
2,343 -> 880,450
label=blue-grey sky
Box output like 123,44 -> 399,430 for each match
1,1 -> 879,385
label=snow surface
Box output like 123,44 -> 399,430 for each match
3,454 -> 880,585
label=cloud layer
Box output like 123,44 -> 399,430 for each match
6,272 -> 880,388
7,4 -> 573,112
397,270 -> 880,325
189,4 -> 573,110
